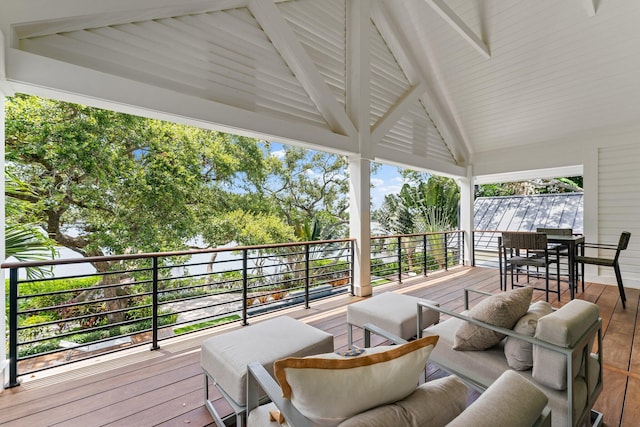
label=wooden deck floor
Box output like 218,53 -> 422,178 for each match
1,266 -> 638,427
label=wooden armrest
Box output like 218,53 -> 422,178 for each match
247,362 -> 312,427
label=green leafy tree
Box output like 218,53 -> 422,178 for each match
373,173 -> 460,269
5,94 -> 288,318
476,177 -> 582,197
264,146 -> 349,239
5,172 -> 56,278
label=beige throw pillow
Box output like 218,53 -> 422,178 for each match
453,287 -> 533,351
337,375 -> 467,427
273,335 -> 438,427
504,301 -> 554,370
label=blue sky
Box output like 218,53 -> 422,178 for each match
370,163 -> 405,209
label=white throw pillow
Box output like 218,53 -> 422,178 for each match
273,335 -> 438,427
504,301 -> 554,370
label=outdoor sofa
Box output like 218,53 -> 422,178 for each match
246,335 -> 551,427
410,287 -> 603,427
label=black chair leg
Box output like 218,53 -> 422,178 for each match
614,263 -> 627,309
544,268 -> 550,302
556,262 -> 561,301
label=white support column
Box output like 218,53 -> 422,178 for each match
349,156 -> 372,296
1,26 -> 12,385
457,166 -> 474,265
1,91 -> 8,386
347,0 -> 372,297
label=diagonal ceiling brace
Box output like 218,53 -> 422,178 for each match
371,82 -> 426,145
424,0 -> 490,59
584,0 -> 597,16
249,0 -> 357,138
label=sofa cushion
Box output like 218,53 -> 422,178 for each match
273,335 -> 438,427
533,299 -> 599,390
504,301 -> 554,370
337,375 -> 467,427
447,371 -> 548,427
424,315 -> 587,427
247,403 -> 289,427
453,287 -> 533,351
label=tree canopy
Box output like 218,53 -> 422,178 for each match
476,177 -> 583,197
5,94 -> 290,270
263,146 -> 349,239
373,174 -> 460,235
6,94 -> 476,270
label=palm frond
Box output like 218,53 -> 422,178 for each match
5,223 -> 56,279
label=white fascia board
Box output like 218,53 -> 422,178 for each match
374,145 -> 466,178
2,0 -> 261,39
471,134 -> 589,179
7,49 -> 357,155
474,165 -> 584,185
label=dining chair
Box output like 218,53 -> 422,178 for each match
536,227 -> 579,290
501,231 -> 561,302
575,231 -> 631,309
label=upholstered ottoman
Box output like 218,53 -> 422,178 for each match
347,293 -> 440,346
201,316 -> 334,427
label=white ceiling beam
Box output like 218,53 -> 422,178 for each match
0,31 -> 14,96
375,145 -> 466,178
424,0 -> 490,60
347,0 -> 373,159
249,0 -> 356,138
6,49 -> 358,155
372,2 -> 470,164
371,82 -> 426,144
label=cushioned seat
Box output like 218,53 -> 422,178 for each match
201,316 -> 334,427
424,315 -> 599,426
247,358 -> 551,427
419,294 -> 603,427
346,292 -> 440,346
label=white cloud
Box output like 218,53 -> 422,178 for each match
271,149 -> 286,158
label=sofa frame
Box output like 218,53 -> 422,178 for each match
246,356 -> 552,427
410,289 -> 604,427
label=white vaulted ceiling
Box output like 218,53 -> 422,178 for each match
3,0 -> 640,178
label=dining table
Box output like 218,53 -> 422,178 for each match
546,234 -> 585,300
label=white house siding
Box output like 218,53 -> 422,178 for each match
597,144 -> 640,288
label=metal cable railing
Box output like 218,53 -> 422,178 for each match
3,239 -> 354,386
370,231 -> 464,285
3,230 -> 466,386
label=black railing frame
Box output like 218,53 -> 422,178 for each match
3,232 -> 468,387
9,268 -> 20,388
4,238 -> 356,386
